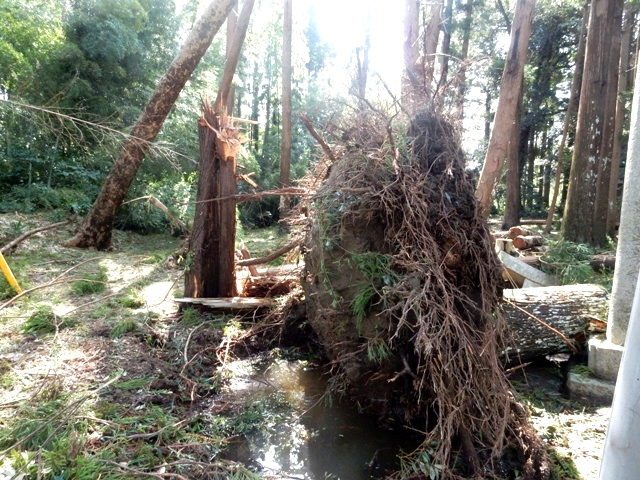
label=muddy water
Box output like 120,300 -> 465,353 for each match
216,357 -> 420,479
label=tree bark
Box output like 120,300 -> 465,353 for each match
402,0 -> 422,114
607,7 -> 637,238
184,0 -> 255,299
562,0 -> 624,247
475,0 -> 536,218
423,0 -> 444,93
455,0 -> 474,119
502,84 -> 524,228
279,0 -> 293,213
184,104 -> 238,298
63,0 -> 237,250
502,284 -> 609,360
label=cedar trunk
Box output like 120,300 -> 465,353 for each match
280,0 -> 293,212
184,104 -> 237,298
62,0 -> 237,250
475,0 -> 536,218
563,0 -> 624,246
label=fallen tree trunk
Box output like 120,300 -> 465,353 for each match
502,284 -> 609,361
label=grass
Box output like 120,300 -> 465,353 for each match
0,211 -> 610,479
70,266 -> 108,295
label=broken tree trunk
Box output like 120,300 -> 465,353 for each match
502,284 -> 609,360
184,102 -> 238,298
183,0 -> 255,299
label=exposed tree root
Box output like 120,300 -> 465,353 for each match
302,108 -> 550,478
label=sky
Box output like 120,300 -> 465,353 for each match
299,0 -> 405,89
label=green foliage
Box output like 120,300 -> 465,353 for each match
541,239 -> 613,288
348,252 -> 398,327
109,319 -> 140,338
549,449 -> 581,479
400,444 -> 442,480
366,338 -> 392,364
115,173 -> 195,234
181,307 -> 202,326
114,376 -> 157,391
71,267 -> 108,295
22,305 -> 76,334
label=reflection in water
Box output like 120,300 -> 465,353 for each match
218,358 -> 419,479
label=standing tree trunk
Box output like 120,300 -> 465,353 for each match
607,7 -> 637,238
402,0 -> 423,114
475,0 -> 536,218
502,85 -> 524,229
279,0 -> 293,213
544,0 -> 589,234
562,0 -> 624,247
184,0 -> 255,299
455,0 -> 474,119
437,0 -> 454,92
423,0 -> 444,94
63,0 -> 237,250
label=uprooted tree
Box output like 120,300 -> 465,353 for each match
302,109 -> 549,478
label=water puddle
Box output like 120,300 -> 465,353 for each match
210,357 -> 419,479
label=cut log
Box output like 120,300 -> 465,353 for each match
508,226 -> 533,239
589,254 -> 616,272
502,284 -> 609,361
513,235 -> 544,250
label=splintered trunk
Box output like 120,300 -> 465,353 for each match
184,103 -> 237,298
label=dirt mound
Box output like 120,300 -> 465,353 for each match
302,109 -> 549,478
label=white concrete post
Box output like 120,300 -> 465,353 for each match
599,271 -> 640,479
607,61 -> 640,346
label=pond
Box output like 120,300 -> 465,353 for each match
211,356 -> 421,479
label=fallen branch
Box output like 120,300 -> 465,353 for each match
180,187 -> 308,206
0,278 -> 107,312
299,113 -> 336,162
1,220 -> 71,253
123,195 -> 189,233
236,238 -> 301,266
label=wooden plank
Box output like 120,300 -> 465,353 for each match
174,297 -> 272,309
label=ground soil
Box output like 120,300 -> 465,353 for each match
0,212 -> 610,479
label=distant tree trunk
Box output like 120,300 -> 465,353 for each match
437,0 -> 454,92
279,0 -> 292,213
424,0 -> 444,93
543,0 -> 589,234
225,5 -> 238,116
184,0 -> 255,298
62,0 -> 237,251
502,84 -> 524,229
475,0 -> 536,218
563,0 -> 624,247
356,9 -> 371,102
607,7 -> 637,238
402,0 -> 422,113
455,0 -> 474,119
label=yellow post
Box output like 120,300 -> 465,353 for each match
0,251 -> 22,294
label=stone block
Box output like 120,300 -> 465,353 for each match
588,336 -> 624,382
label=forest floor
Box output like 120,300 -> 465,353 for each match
0,212 -> 610,479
